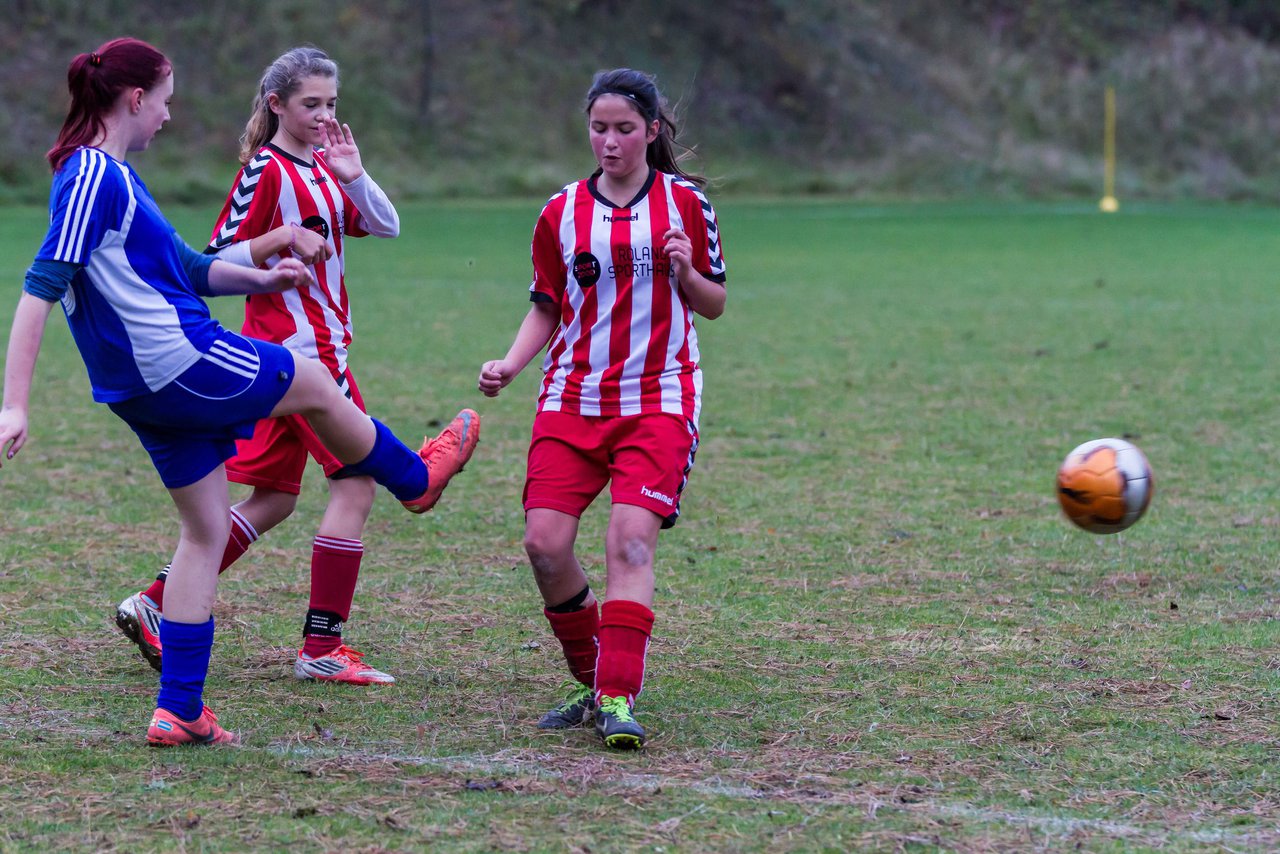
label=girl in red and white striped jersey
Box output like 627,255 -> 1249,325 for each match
479,68 -> 727,749
116,46 -> 478,686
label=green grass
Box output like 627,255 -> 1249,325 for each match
1,198 -> 1278,851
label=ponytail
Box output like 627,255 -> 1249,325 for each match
585,68 -> 705,188
46,38 -> 172,172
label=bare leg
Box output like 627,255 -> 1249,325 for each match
163,466 -> 233,624
602,503 -> 661,607
524,508 -> 592,607
318,474 -> 376,539
270,356 -> 376,464
231,487 -> 298,539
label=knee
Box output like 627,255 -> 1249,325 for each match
291,359 -> 341,411
241,489 -> 298,532
261,494 -> 299,529
184,513 -> 232,549
613,536 -> 653,573
329,475 -> 376,516
524,527 -> 571,578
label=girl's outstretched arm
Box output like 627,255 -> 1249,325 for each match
205,257 -> 314,296
478,301 -> 560,397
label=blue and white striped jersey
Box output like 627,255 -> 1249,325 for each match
35,147 -> 223,403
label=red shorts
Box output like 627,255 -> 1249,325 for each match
226,368 -> 366,495
523,411 -> 699,528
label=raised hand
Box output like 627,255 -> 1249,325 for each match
318,116 -> 363,183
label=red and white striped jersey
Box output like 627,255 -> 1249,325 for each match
207,144 -> 368,380
529,169 -> 726,427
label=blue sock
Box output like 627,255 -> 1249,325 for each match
346,418 -> 428,501
157,617 -> 215,721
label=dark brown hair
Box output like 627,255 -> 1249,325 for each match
585,68 -> 704,188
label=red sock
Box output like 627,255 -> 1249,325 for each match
143,509 -> 257,610
300,535 -> 363,659
544,602 -> 600,688
593,600 -> 654,706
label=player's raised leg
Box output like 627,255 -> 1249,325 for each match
273,355 -> 479,511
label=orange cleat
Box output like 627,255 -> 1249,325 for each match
294,644 -> 396,684
115,592 -> 163,671
401,409 -> 480,513
147,705 -> 238,747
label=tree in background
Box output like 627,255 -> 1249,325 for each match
3,0 -> 1280,201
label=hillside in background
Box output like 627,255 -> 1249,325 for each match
3,0 -> 1280,202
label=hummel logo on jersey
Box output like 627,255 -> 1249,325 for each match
640,485 -> 674,506
603,212 -> 639,222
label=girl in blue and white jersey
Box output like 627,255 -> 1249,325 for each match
0,38 -> 477,746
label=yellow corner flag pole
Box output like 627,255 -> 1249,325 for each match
1100,85 -> 1118,212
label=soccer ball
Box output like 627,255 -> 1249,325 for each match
1056,438 -> 1153,534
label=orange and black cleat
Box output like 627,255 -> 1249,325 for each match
147,705 -> 239,747
402,409 -> 480,513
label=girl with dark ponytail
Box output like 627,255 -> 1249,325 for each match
584,67 -> 706,188
479,68 -> 727,750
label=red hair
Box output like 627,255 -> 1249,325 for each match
46,38 -> 172,172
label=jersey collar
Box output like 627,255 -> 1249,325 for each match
266,142 -> 317,169
588,167 -> 655,210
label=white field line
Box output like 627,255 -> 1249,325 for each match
270,743 -> 1278,846
0,716 -> 1271,846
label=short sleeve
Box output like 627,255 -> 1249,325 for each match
36,150 -> 126,265
675,180 -> 727,284
208,151 -> 283,252
529,193 -> 568,302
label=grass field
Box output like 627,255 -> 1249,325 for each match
1,198 -> 1278,851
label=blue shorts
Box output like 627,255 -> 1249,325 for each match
108,332 -> 297,489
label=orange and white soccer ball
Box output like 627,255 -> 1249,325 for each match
1056,438 -> 1153,534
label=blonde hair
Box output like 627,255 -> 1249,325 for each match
239,46 -> 338,164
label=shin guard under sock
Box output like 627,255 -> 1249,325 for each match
156,617 -> 215,721
346,418 -> 428,501
544,602 -> 600,688
593,600 -> 654,705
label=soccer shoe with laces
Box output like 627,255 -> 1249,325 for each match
147,705 -> 238,747
294,644 -> 396,684
537,681 -> 595,729
594,694 -> 646,749
115,591 -> 163,671
401,409 -> 481,513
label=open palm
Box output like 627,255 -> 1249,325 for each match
319,117 -> 363,182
